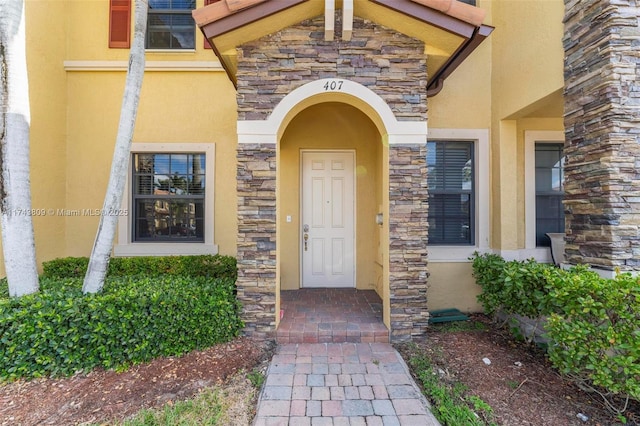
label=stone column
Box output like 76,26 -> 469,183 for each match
236,144 -> 277,339
388,144 -> 429,341
563,0 -> 640,271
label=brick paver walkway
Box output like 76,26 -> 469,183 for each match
253,343 -> 440,425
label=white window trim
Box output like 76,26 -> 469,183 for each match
114,143 -> 218,256
427,129 -> 490,262
524,130 -> 564,262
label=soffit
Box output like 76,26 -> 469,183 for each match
193,0 -> 493,95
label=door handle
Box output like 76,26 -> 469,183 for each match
303,224 -> 309,251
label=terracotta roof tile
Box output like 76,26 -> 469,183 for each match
193,0 -> 486,29
410,0 -> 485,26
192,0 -> 268,27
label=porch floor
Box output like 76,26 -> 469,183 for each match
277,289 -> 389,344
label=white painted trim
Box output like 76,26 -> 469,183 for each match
64,60 -> 223,72
524,130 -> 565,249
342,0 -> 354,41
426,129 -> 490,262
494,248 -> 552,263
114,143 -> 218,256
325,0 -> 335,41
237,78 -> 427,145
237,121 -> 278,144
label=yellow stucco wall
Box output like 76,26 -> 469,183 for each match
427,0 -> 565,308
427,263 -> 483,312
64,70 -> 238,257
489,0 -> 565,252
9,0 -> 569,318
490,0 -> 565,120
6,1 -> 70,278
278,103 -> 383,292
65,0 -> 216,63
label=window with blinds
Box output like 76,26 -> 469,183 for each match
427,141 -> 474,245
132,153 -> 205,242
146,0 -> 196,49
535,143 -> 565,247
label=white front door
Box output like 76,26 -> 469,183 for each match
301,151 -> 355,288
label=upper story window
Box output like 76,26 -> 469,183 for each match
535,143 -> 565,247
132,153 -> 205,242
427,141 -> 475,245
146,0 -> 196,49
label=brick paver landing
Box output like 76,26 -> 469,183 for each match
277,289 -> 389,344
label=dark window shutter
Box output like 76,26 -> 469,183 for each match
109,0 -> 131,48
203,0 -> 221,49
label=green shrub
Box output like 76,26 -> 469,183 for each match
544,269 -> 640,405
471,252 -> 505,316
42,255 -> 237,280
471,252 -> 640,409
472,253 -> 553,318
0,275 -> 243,381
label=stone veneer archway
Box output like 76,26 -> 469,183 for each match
234,16 -> 429,342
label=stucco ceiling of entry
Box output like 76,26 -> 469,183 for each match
506,89 -> 564,119
194,0 -> 493,94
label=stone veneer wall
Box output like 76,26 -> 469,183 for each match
563,0 -> 640,270
237,16 -> 426,120
236,15 -> 429,340
236,144 -> 277,339
388,145 -> 429,341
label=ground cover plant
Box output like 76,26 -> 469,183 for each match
0,255 -> 242,381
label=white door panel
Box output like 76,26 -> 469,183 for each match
301,151 -> 355,288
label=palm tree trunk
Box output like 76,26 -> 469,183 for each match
0,0 -> 39,297
83,0 -> 147,293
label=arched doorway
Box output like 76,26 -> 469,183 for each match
236,78 -> 429,342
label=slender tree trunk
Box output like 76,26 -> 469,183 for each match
0,0 -> 39,297
83,0 -> 147,293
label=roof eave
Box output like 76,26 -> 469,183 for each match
194,0 -> 494,95
427,24 -> 494,97
194,0 -> 310,88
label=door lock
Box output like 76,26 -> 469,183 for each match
303,224 -> 309,251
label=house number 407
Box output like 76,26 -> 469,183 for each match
323,80 -> 344,91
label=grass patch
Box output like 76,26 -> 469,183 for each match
117,371 -> 258,426
404,344 -> 496,426
121,389 -> 226,426
246,367 -> 265,390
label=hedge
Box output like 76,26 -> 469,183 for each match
41,254 -> 237,280
0,255 -> 242,381
471,253 -> 640,408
